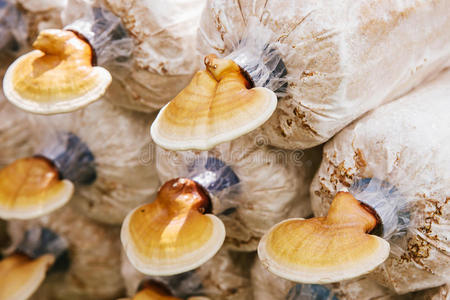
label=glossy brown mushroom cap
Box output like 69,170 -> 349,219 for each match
121,178 -> 225,275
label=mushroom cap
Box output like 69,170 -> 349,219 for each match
121,178 -> 225,276
258,192 -> 390,284
151,54 -> 277,150
0,157 -> 74,219
3,29 -> 111,114
133,289 -> 180,300
0,253 -> 55,300
132,281 -> 180,300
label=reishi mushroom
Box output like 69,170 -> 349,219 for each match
155,134 -> 314,252
0,157 -> 75,219
121,178 -> 226,276
199,0 -> 450,150
258,191 -> 390,283
0,227 -> 68,300
151,54 -> 278,150
120,279 -> 210,300
310,68 -> 450,293
7,205 -> 124,299
0,132 -> 94,219
3,29 -> 111,114
0,100 -> 159,223
0,253 -> 55,300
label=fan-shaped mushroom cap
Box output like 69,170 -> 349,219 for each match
151,54 -> 277,150
258,192 -> 390,284
0,253 -> 54,300
0,157 -> 74,219
121,178 -> 225,276
3,29 -> 111,114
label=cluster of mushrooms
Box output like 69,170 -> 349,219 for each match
0,0 -> 449,299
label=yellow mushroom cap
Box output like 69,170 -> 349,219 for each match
0,157 -> 74,219
3,29 -> 111,114
132,281 -> 180,300
121,178 -> 225,276
0,253 -> 55,300
258,192 -> 390,284
151,54 -> 277,150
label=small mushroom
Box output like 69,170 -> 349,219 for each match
258,192 -> 390,284
0,157 -> 74,219
0,130 -> 96,220
3,29 -> 111,114
151,54 -> 277,150
124,279 -> 210,300
0,253 -> 55,300
0,227 -> 68,300
132,280 -> 180,300
121,178 -> 225,276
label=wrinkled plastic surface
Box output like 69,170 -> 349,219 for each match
0,0 -> 27,51
0,95 -> 33,166
0,57 -> 33,167
16,227 -> 68,260
63,4 -> 133,66
121,248 -> 253,300
199,0 -> 450,149
100,0 -> 205,112
251,257 -> 338,300
310,69 -> 450,293
27,100 -> 160,224
157,132 -> 316,251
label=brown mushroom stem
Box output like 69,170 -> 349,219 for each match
32,30 -> 93,68
135,280 -> 179,299
155,178 -> 212,216
204,54 -> 252,89
326,192 -> 379,234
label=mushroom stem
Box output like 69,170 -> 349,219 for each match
32,29 -> 92,63
63,7 -> 133,66
38,132 -> 96,185
350,178 -> 404,238
326,192 -> 379,233
136,280 -> 178,299
204,55 -> 251,88
155,178 -> 212,216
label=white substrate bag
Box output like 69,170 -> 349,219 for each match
0,6 -> 32,166
198,0 -> 450,149
28,100 -> 160,224
6,204 -> 124,300
89,0 -> 205,112
310,69 -> 450,294
251,257 -> 345,300
157,132 -> 317,251
0,78 -> 32,166
251,258 -> 447,300
121,247 -> 253,300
